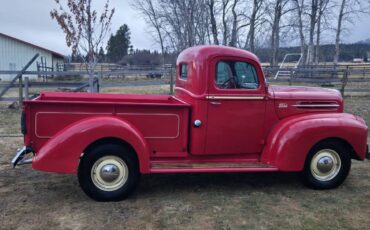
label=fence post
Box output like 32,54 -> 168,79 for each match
24,77 -> 29,100
98,72 -> 103,93
18,76 -> 23,107
340,66 -> 349,96
363,67 -> 366,78
170,65 -> 174,95
289,70 -> 293,86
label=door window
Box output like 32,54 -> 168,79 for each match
215,61 -> 259,89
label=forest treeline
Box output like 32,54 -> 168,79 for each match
132,0 -> 370,66
256,43 -> 370,64
113,43 -> 370,66
61,0 -> 370,67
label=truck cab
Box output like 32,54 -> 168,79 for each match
12,45 -> 369,201
175,46 -> 268,156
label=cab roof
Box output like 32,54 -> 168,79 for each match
177,45 -> 260,64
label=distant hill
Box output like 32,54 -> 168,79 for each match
356,38 -> 370,45
255,43 -> 370,63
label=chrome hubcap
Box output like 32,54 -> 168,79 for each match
100,164 -> 120,182
317,156 -> 333,173
310,149 -> 341,181
91,156 -> 128,191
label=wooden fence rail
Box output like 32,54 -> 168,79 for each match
0,66 -> 369,104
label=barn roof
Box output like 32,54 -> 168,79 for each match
0,32 -> 65,58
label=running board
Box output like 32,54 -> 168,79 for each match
150,162 -> 278,173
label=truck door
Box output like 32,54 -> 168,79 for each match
204,58 -> 266,155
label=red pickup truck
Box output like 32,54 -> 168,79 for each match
12,46 -> 369,201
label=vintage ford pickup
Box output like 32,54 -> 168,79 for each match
12,46 -> 369,201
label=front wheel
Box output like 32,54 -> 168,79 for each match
78,144 -> 140,201
302,140 -> 351,189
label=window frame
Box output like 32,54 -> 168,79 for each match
179,63 -> 189,80
214,60 -> 260,90
207,55 -> 266,96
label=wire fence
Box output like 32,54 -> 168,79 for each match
1,64 -> 370,104
0,66 -> 175,103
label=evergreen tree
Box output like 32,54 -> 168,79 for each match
98,47 -> 105,62
107,24 -> 131,63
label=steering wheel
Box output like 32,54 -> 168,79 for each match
220,76 -> 238,89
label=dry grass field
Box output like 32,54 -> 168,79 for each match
0,85 -> 369,230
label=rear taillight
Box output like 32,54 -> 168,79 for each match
21,111 -> 26,135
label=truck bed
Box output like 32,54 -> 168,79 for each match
24,92 -> 190,158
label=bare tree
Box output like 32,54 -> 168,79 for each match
243,0 -> 266,52
249,0 -> 258,52
270,0 -> 282,66
208,0 -> 220,45
132,0 -> 166,64
194,1 -> 210,45
221,0 -> 231,45
314,0 -> 331,64
135,0 -> 213,51
333,0 -> 370,65
268,0 -> 293,66
229,0 -> 240,47
132,0 -> 370,67
292,0 -> 307,65
291,0 -> 322,66
50,0 -> 114,92
305,0 -> 319,65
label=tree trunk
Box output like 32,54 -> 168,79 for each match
294,0 -> 306,65
208,0 -> 219,45
306,0 -> 318,65
243,30 -> 251,49
249,0 -> 258,52
314,7 -> 321,64
271,0 -> 282,66
229,0 -> 239,47
334,0 -> 346,65
147,0 -> 165,65
222,0 -> 230,45
86,0 -> 96,92
315,0 -> 328,64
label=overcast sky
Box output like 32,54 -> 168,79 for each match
1,0 -> 370,55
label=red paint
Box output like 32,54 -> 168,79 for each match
32,116 -> 151,173
150,167 -> 279,174
260,113 -> 368,171
20,45 -> 367,175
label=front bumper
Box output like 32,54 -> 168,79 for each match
11,146 -> 33,168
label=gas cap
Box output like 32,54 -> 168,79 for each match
194,120 -> 202,127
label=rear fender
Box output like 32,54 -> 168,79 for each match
32,116 -> 150,174
261,113 -> 368,171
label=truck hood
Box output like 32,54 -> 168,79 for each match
271,85 -> 342,100
270,85 -> 343,119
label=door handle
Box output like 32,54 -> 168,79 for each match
210,101 -> 222,105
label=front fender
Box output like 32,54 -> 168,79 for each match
32,116 -> 150,174
261,113 -> 368,171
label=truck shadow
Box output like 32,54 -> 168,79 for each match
136,172 -> 304,197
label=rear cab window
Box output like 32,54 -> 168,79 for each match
180,64 -> 188,80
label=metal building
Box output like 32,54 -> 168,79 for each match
0,32 -> 64,81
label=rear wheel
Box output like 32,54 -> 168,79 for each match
78,143 -> 140,201
302,140 -> 351,189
